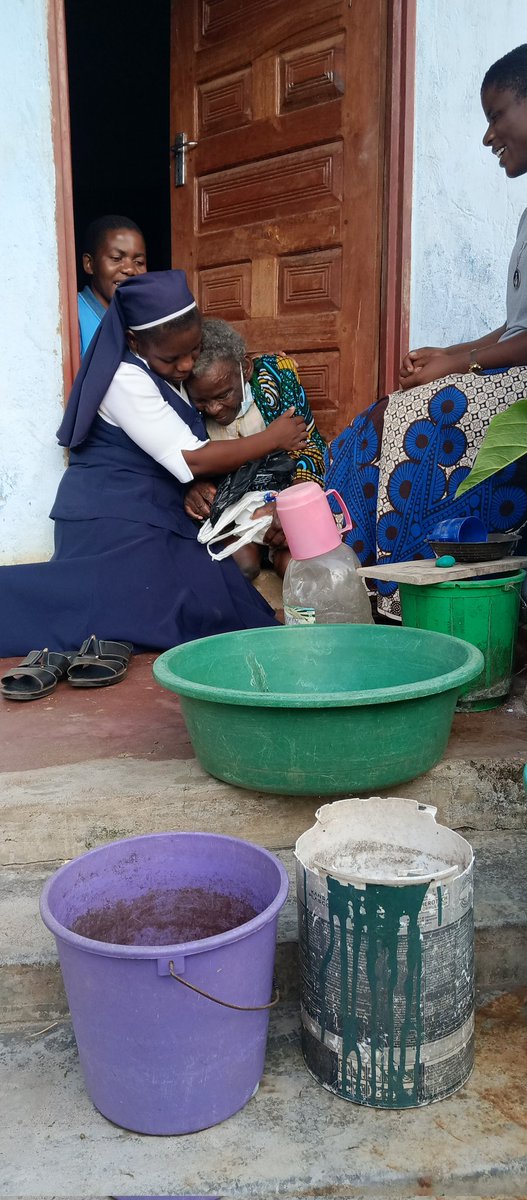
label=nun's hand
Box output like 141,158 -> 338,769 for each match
184,479 -> 217,521
271,408 -> 308,452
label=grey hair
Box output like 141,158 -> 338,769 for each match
192,318 -> 247,377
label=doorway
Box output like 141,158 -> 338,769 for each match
51,0 -> 415,407
65,0 -> 171,283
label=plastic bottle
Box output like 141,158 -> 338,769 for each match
276,483 -> 373,625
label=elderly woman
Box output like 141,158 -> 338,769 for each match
184,317 -> 326,578
326,43 -> 527,619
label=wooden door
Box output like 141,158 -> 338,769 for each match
170,0 -> 387,439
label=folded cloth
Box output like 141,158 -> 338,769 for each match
197,491 -> 274,560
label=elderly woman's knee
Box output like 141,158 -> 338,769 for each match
233,543 -> 262,580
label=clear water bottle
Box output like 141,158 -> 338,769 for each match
282,542 -> 373,624
276,483 -> 373,625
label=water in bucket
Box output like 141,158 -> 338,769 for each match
70,886 -> 258,944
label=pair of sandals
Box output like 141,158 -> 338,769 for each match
0,635 -> 133,702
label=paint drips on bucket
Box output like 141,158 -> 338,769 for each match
320,875 -> 428,1106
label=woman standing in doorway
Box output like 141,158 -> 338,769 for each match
77,214 -> 147,356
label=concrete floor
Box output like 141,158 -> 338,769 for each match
1,611 -> 526,1199
1,992 -> 527,1198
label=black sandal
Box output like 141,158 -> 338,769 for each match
67,635 -> 133,688
0,649 -> 72,701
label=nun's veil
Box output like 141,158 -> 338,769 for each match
57,270 -> 198,449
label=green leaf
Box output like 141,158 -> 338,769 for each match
455,396 -> 527,497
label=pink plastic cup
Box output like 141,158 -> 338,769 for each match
276,482 -> 352,560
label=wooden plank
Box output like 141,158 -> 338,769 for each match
356,557 -> 527,586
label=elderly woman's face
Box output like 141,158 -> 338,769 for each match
482,84 -> 527,178
187,359 -> 245,425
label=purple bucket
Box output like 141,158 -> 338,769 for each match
40,832 -> 288,1135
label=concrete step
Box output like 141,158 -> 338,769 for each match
1,992 -> 526,1198
1,731 -> 526,876
1,833 -> 525,1028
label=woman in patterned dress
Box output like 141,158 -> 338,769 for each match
185,317 -> 326,578
326,44 -> 527,618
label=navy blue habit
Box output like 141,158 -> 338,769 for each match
0,272 -> 276,655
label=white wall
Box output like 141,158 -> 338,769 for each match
0,1 -> 65,563
410,0 -> 527,347
2,1 -> 526,564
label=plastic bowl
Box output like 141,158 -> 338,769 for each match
428,532 -> 520,563
153,625 -> 483,795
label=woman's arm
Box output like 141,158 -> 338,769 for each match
99,363 -> 307,481
183,408 -> 307,476
443,324 -> 507,355
399,325 -> 507,385
400,327 -> 527,390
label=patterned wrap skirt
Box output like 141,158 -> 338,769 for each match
325,367 -> 527,618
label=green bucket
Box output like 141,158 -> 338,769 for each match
399,571 -> 525,711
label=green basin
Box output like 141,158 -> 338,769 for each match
153,625 -> 483,795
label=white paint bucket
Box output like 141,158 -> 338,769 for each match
295,796 -> 474,1107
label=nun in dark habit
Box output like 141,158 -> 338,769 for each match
0,271 -> 308,669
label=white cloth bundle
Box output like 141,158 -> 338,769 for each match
197,491 -> 274,560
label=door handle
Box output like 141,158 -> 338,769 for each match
171,132 -> 198,187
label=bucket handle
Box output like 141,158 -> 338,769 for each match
168,960 -> 280,1011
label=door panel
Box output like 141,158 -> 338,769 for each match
171,0 -> 387,438
198,144 -> 343,231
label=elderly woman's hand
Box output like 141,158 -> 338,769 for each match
184,479 -> 217,520
252,503 -> 288,549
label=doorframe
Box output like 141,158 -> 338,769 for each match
48,0 -> 79,395
48,0 -> 415,402
380,0 -> 416,395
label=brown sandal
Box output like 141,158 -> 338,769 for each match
0,649 -> 72,701
66,635 -> 133,688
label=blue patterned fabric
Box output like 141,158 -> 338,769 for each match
325,368 -> 527,617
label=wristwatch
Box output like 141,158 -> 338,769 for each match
468,356 -> 483,374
